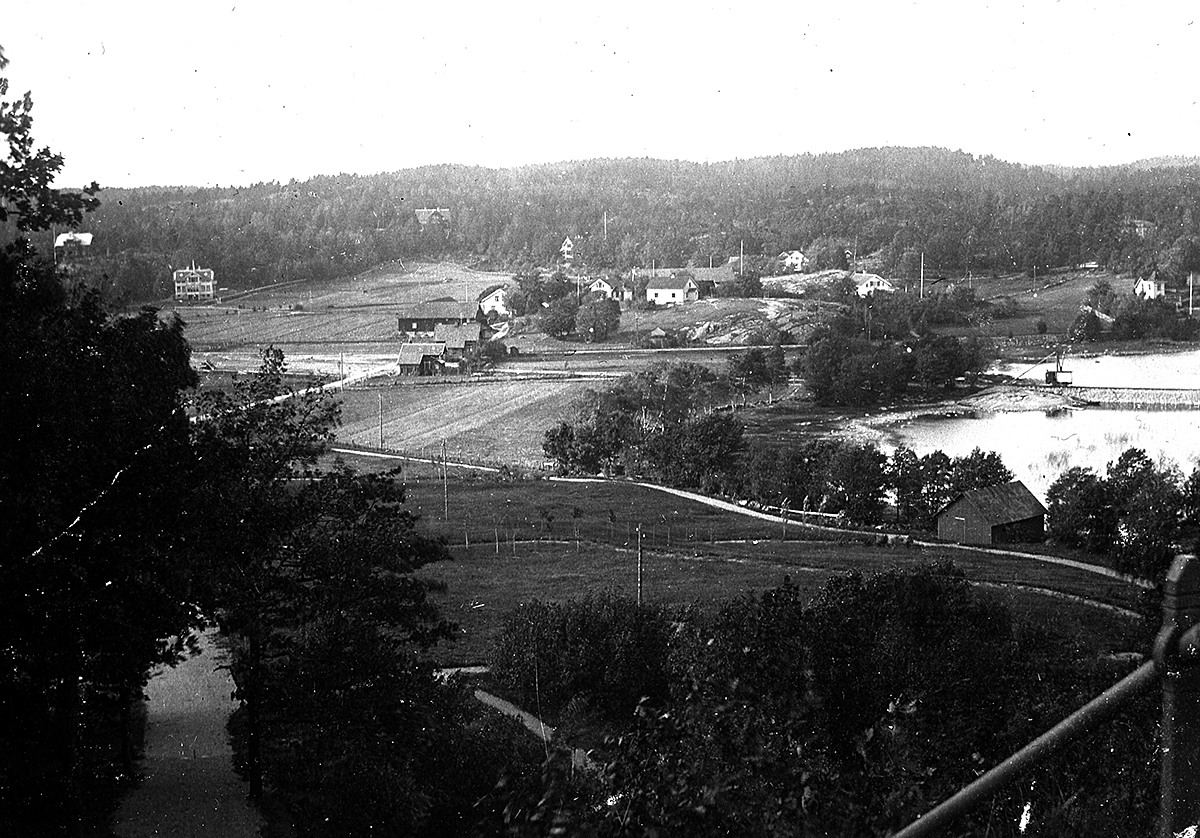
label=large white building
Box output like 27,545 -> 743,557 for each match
174,263 -> 215,301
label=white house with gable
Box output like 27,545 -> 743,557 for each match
646,274 -> 699,306
853,272 -> 896,297
1134,272 -> 1166,300
778,250 -> 807,272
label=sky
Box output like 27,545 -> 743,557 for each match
4,0 -> 1199,188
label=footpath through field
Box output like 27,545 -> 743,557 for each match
549,476 -> 1155,591
112,631 -> 261,838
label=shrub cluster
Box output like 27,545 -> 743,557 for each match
1047,446 -> 1200,580
489,565 -> 1159,837
488,592 -> 678,725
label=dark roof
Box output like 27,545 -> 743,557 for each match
478,283 -> 507,301
690,265 -> 736,286
939,481 -> 1047,526
433,322 -> 480,349
398,300 -> 477,321
647,275 -> 698,291
398,342 -> 445,365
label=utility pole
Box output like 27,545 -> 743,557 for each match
920,252 -> 925,299
442,438 -> 449,521
636,524 -> 643,607
378,393 -> 383,449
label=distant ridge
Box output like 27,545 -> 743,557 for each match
1127,155 -> 1200,170
1043,155 -> 1200,176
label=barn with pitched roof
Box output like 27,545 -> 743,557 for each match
936,480 -> 1047,545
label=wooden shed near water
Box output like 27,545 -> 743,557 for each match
936,480 -> 1047,546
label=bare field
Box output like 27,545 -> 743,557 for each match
183,309 -> 401,346
174,261 -> 513,368
335,379 -> 589,466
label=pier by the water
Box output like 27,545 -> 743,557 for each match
1051,385 -> 1200,408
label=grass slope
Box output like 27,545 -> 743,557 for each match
405,477 -> 1150,667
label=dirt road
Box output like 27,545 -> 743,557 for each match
112,631 -> 262,838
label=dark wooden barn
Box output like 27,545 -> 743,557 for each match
397,300 -> 482,334
936,480 -> 1047,546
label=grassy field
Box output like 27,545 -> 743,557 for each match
380,476 -> 1151,666
937,268 -> 1128,339
417,537 -> 1148,668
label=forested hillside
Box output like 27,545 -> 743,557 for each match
36,147 -> 1200,302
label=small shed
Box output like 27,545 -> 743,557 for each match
936,480 -> 1047,546
433,322 -> 482,360
397,342 -> 445,376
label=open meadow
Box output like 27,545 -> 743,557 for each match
386,476 -> 1151,666
938,268 -> 1124,339
421,543 -> 1147,668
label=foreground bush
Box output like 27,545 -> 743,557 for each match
487,564 -> 1158,837
489,592 -> 679,725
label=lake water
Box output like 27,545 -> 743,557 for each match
992,347 -> 1200,388
888,348 -> 1200,500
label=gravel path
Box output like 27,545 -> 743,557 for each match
112,631 -> 262,838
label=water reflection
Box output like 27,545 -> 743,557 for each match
890,407 -> 1200,501
992,347 -> 1200,388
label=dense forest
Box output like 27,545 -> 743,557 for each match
25,148 -> 1200,303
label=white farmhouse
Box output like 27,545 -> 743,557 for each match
853,272 -> 896,298
778,250 -> 807,272
1134,272 -> 1166,300
646,274 -> 699,306
478,284 -> 509,317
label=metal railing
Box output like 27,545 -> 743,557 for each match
893,554 -> 1200,838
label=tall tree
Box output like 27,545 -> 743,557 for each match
189,347 -> 339,799
191,349 -> 464,833
0,48 -> 194,835
0,48 -> 98,232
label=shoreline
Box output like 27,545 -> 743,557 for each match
840,384 -> 1084,448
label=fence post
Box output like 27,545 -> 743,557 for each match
1155,553 -> 1200,837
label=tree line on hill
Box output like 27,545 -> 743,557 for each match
480,569 -> 1158,837
17,146 -> 1200,304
